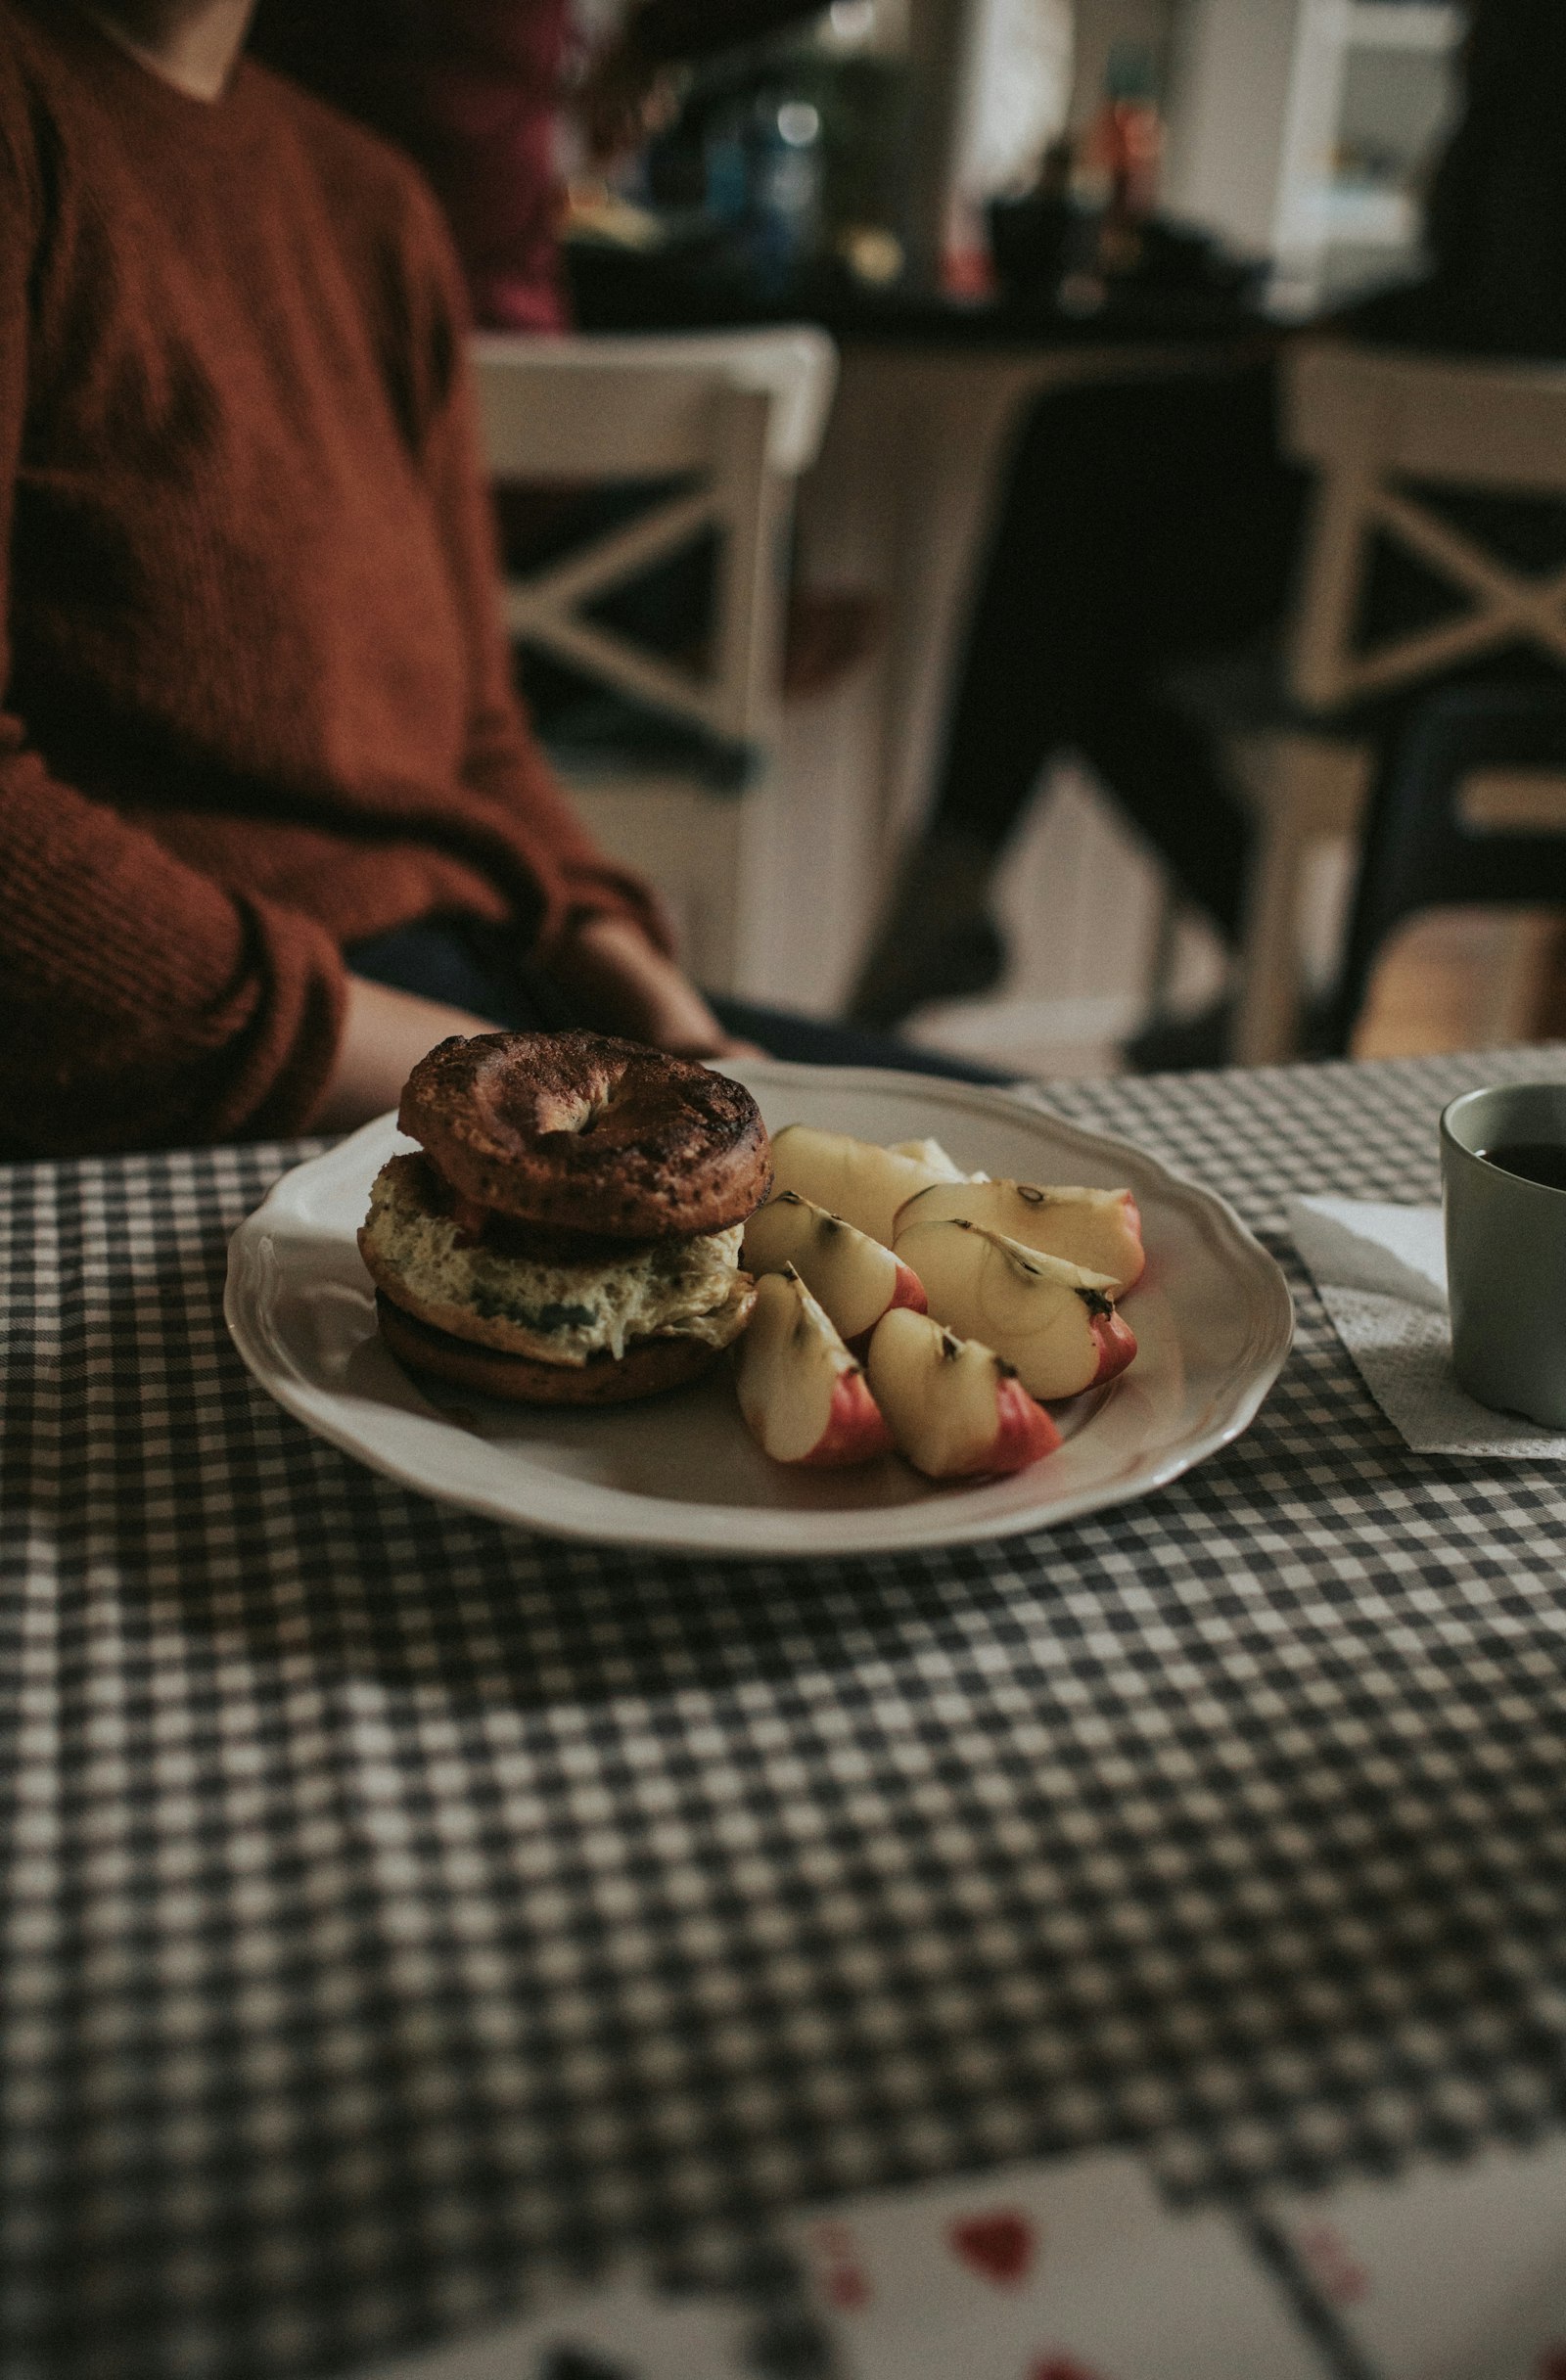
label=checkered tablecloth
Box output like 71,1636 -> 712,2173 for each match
6,1047 -> 1566,2380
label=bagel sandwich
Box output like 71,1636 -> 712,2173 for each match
359,1030 -> 772,1406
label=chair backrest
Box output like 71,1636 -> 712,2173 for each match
473,327 -> 838,750
1282,341 -> 1566,711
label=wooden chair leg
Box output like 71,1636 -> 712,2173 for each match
1233,808 -> 1309,1064
1526,918 -> 1566,1041
1141,879 -> 1182,1025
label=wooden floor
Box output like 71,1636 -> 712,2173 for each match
834,759 -> 1566,1077
904,884 -> 1563,1078
1352,910 -> 1561,1060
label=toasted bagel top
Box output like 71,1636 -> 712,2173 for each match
398,1030 -> 772,1237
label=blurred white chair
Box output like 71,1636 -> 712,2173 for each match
473,326 -> 837,994
1227,340 -> 1566,1062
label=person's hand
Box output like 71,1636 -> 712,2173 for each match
574,30 -> 676,164
309,975 -> 499,1136
550,912 -> 762,1062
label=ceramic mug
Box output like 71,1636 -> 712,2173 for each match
1441,1081 -> 1566,1428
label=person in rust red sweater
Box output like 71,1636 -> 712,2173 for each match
0,0 -> 753,1157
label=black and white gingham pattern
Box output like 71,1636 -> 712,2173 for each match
5,1050 -> 1566,2380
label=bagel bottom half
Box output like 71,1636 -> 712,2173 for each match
375,1292 -> 720,1407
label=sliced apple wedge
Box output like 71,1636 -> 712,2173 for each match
893,1217 -> 1136,1400
867,1307 -> 1060,1479
743,1191 -> 927,1348
735,1268 -> 895,1466
769,1123 -> 954,1246
895,1179 -> 1145,1293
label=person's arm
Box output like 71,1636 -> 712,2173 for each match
546,913 -> 761,1058
314,949 -> 756,1135
0,62 -> 489,1155
311,976 -> 498,1134
0,78 -> 342,1154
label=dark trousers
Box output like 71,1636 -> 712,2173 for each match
932,361 -> 1307,940
346,918 -> 1013,1083
934,355 -> 1566,947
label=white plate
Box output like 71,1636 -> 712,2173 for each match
225,1061 -> 1293,1558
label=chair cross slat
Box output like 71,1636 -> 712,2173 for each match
1309,481 -> 1566,706
1371,484 -> 1566,659
504,487 -> 722,628
1287,343 -> 1566,712
506,603 -> 718,737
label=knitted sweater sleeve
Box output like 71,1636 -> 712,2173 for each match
0,92 -> 345,1156
401,187 -> 676,960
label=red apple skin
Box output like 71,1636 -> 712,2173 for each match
1088,1306 -> 1138,1384
845,1255 -> 929,1358
986,1374 -> 1062,1474
804,1368 -> 896,1467
888,1257 -> 929,1318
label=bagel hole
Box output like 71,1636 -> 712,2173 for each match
536,1088 -> 612,1135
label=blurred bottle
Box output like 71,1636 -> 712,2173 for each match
986,136 -> 1079,298
701,86 -> 824,293
1087,40 -> 1162,271
756,95 -> 825,283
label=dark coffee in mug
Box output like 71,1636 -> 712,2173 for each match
1477,1141 -> 1566,1193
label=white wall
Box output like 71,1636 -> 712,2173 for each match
1161,0 -> 1303,253
1068,0 -> 1176,127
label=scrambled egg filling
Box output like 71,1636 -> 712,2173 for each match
366,1155 -> 750,1365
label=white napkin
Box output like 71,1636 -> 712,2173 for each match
1287,1194 -> 1566,1457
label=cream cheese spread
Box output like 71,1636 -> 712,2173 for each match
364,1155 -> 752,1365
